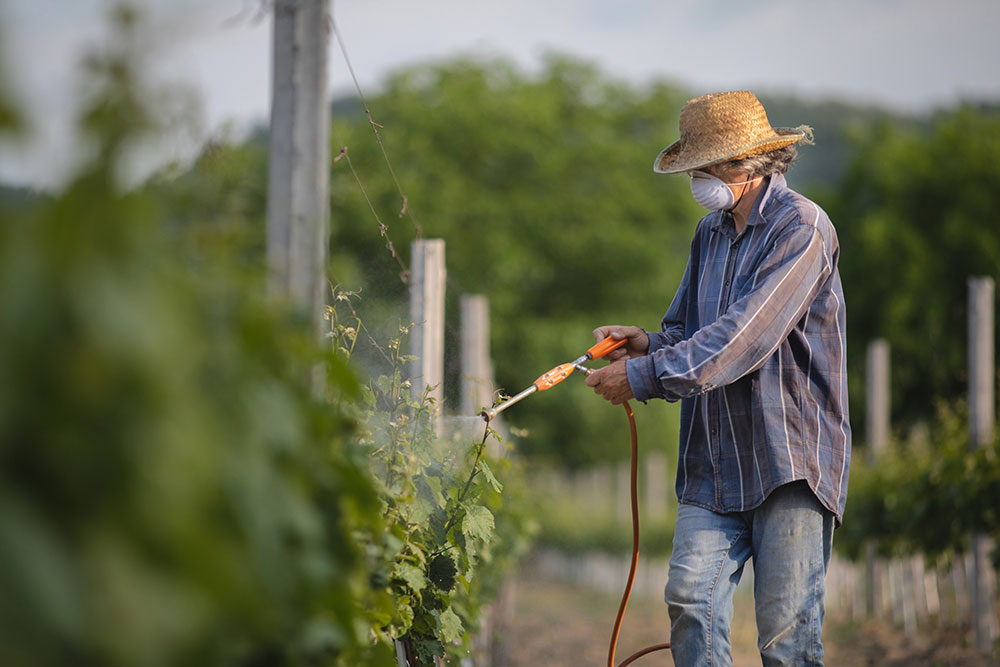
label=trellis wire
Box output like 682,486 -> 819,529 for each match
326,4 -> 429,289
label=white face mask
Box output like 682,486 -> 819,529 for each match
689,171 -> 759,211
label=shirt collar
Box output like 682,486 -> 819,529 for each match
709,172 -> 786,236
753,172 -> 785,223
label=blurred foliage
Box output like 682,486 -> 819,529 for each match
0,7 -> 385,666
823,105 -> 1000,433
0,6 -> 537,666
757,93 -> 926,193
535,503 -> 674,558
837,402 -> 1000,565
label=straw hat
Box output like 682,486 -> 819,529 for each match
653,91 -> 812,174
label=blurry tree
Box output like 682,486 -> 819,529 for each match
824,105 -> 1000,434
758,93 -> 925,192
327,56 -> 699,467
0,7 -> 382,666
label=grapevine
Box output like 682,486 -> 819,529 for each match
328,288 -> 532,665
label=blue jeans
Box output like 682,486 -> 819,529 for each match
664,481 -> 834,667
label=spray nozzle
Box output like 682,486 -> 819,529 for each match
480,336 -> 626,421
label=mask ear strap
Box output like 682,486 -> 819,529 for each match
729,174 -> 763,211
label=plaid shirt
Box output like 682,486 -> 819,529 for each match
626,173 -> 851,521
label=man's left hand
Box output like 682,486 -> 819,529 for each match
584,360 -> 634,405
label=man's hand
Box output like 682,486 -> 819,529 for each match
585,360 -> 634,405
592,325 -> 649,362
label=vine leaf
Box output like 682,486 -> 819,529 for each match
359,384 -> 376,407
461,505 -> 494,543
374,374 -> 393,397
429,507 -> 449,544
395,603 -> 414,635
392,561 -> 427,594
423,475 -> 446,508
414,637 -> 445,662
409,497 -> 433,525
478,460 -> 503,493
439,607 -> 464,643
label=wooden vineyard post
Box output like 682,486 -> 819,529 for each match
866,339 -> 891,456
968,277 -> 998,652
267,0 -> 330,339
409,240 -> 446,415
460,294 -> 493,418
401,240 -> 446,665
865,339 -> 890,617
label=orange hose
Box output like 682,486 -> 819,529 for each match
607,401 -> 671,666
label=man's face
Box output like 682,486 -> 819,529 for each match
702,163 -> 745,184
689,163 -> 761,214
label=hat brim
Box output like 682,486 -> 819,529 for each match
653,128 -> 807,175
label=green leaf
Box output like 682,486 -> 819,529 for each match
404,541 -> 428,567
359,384 -> 376,407
423,475 -> 446,508
461,505 -> 494,543
391,562 -> 426,594
383,533 -> 404,561
438,607 -> 464,643
408,497 -> 433,525
413,636 -> 445,663
374,374 -> 393,397
478,460 -> 503,493
394,603 -> 414,636
429,508 -> 449,544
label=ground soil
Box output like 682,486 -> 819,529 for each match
501,564 -> 997,666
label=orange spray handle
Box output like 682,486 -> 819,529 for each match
586,335 -> 628,361
531,337 -> 628,392
482,336 -> 632,422
532,363 -> 577,391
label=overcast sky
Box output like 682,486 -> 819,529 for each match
3,0 -> 999,189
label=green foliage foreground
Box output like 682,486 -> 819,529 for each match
0,21 -> 378,666
0,102 -> 371,667
0,8 -> 531,666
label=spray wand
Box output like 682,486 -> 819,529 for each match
478,334 -> 671,666
480,335 -> 627,422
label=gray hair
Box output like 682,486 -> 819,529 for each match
723,144 -> 799,177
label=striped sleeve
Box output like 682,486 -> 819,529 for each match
630,221 -> 830,400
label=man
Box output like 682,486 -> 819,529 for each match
585,90 -> 850,666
